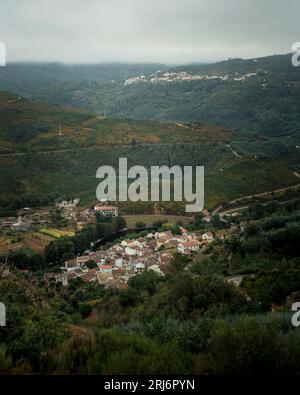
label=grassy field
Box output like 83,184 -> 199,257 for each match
21,232 -> 55,253
0,232 -> 55,255
123,214 -> 193,228
39,228 -> 75,238
0,236 -> 14,255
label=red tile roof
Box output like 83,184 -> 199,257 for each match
100,265 -> 112,270
182,240 -> 199,247
95,205 -> 117,210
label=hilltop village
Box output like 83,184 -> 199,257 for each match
124,70 -> 258,85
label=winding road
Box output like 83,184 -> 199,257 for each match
214,182 -> 300,217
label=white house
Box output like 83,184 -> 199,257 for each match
148,264 -> 164,276
115,255 -> 123,267
94,203 -> 118,217
135,262 -> 145,273
180,227 -> 188,236
99,265 -> 113,274
178,240 -> 200,255
64,259 -> 77,272
125,246 -> 138,256
76,255 -> 92,266
202,232 -> 214,243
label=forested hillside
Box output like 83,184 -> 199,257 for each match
25,54 -> 300,137
0,63 -> 167,96
1,198 -> 300,374
0,90 -> 299,215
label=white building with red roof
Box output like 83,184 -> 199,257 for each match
99,265 -> 113,274
178,240 -> 200,255
94,203 -> 118,217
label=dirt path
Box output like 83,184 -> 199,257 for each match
0,145 -> 109,157
213,183 -> 300,215
219,205 -> 249,218
8,96 -> 21,103
218,196 -> 300,218
227,144 -> 242,158
293,171 -> 300,179
0,141 -> 195,158
176,123 -> 189,129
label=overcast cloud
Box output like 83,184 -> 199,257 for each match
0,0 -> 299,64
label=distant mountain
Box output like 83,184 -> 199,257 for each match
23,53 -> 300,137
0,62 -> 168,96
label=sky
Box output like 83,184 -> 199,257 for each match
0,0 -> 299,64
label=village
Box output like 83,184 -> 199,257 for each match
0,198 -> 120,254
57,224 -> 216,289
0,197 -> 238,291
124,70 -> 258,85
0,199 -> 118,231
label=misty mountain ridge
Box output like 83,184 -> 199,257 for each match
0,62 -> 169,96
0,53 -> 299,138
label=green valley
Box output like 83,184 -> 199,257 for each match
0,90 -> 299,216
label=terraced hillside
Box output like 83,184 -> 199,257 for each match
0,91 -> 299,215
0,91 -> 229,153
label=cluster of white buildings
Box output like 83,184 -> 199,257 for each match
55,199 -> 81,223
233,72 -> 257,81
0,211 -> 48,232
94,202 -> 118,217
58,228 -> 215,288
55,198 -> 80,210
124,71 -> 258,86
54,199 -> 118,227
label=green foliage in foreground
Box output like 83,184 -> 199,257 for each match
1,194 -> 300,375
1,266 -> 299,374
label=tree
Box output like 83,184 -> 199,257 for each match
170,253 -> 190,272
207,316 -> 300,375
45,238 -> 75,264
86,260 -> 97,269
78,303 -> 92,318
119,287 -> 139,307
171,225 -> 181,235
128,271 -> 161,294
136,221 -> 146,228
8,251 -> 46,271
211,214 -> 224,229
116,216 -> 126,230
0,344 -> 12,374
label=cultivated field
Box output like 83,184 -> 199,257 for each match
39,228 -> 75,238
123,214 -> 192,228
